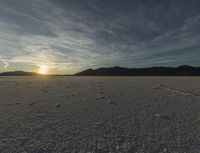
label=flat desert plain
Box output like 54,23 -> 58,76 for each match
0,76 -> 200,153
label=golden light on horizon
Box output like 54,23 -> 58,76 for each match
38,65 -> 49,74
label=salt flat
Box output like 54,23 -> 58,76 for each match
0,76 -> 200,153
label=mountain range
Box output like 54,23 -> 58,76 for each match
75,65 -> 200,76
0,65 -> 200,76
0,71 -> 38,76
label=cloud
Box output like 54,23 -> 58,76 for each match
0,0 -> 200,73
0,56 -> 9,69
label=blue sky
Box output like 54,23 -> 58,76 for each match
0,0 -> 200,74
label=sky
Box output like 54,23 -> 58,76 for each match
0,0 -> 200,74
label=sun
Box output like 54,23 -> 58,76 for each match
38,65 -> 49,75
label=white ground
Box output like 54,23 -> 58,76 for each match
0,76 -> 200,153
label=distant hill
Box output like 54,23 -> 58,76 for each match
1,65 -> 200,76
0,71 -> 38,76
75,65 -> 200,76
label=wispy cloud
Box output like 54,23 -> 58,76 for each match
0,56 -> 9,69
0,0 -> 200,73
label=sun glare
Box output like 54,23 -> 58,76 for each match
38,65 -> 49,74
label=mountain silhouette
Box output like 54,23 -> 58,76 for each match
0,71 -> 38,76
1,65 -> 200,76
75,65 -> 200,76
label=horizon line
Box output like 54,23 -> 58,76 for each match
0,65 -> 200,76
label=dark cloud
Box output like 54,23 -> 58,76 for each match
0,0 -> 200,73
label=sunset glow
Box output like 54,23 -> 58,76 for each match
38,65 -> 48,74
